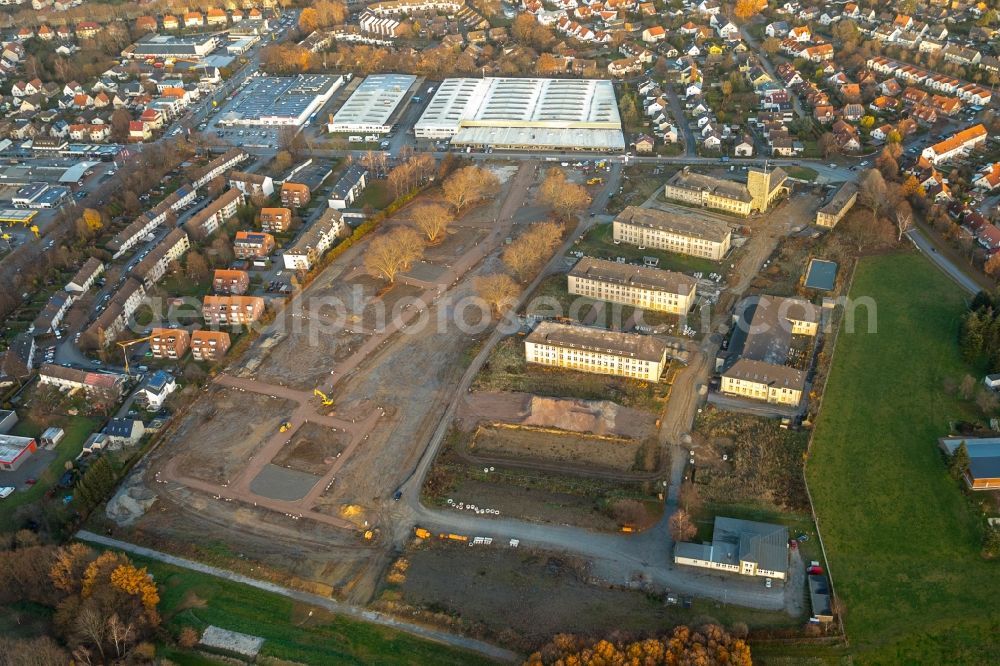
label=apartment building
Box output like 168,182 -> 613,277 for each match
38,363 -> 126,403
720,358 -> 806,406
282,209 -> 345,271
189,148 -> 248,189
568,257 -> 697,315
280,181 -> 310,208
612,206 -> 732,260
186,189 -> 244,239
190,330 -> 231,361
65,257 -> 104,293
212,269 -> 249,294
921,124 -> 987,165
149,328 -> 190,360
130,228 -> 190,287
524,321 -> 669,382
233,231 -> 275,259
815,182 -> 858,228
229,170 -> 274,197
259,207 -> 292,233
202,295 -> 265,326
85,278 -> 147,346
663,167 -> 787,216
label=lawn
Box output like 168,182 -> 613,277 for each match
130,555 -> 500,665
574,222 -> 721,276
357,180 -> 391,210
1,415 -> 101,532
806,252 -> 1000,664
783,166 -> 818,182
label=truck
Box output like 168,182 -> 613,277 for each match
414,527 -> 431,539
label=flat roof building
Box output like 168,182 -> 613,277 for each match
568,256 -> 697,315
126,33 -> 220,59
0,434 -> 37,471
524,321 -> 668,382
612,206 -> 732,260
415,77 -> 625,151
218,75 -> 343,126
328,73 -> 417,134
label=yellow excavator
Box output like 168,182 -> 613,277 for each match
279,421 -> 291,433
313,388 -> 334,406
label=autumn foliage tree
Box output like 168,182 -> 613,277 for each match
526,624 -> 753,665
502,221 -> 563,281
364,227 -> 424,284
537,168 -> 592,221
441,165 -> 500,213
475,273 -> 520,316
411,203 -> 453,243
734,0 -> 763,21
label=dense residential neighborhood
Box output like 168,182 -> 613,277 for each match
0,1 -> 998,664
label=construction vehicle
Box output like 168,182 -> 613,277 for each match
116,335 -> 154,376
279,421 -> 291,433
363,529 -> 374,540
313,388 -> 334,406
29,225 -> 39,238
414,527 -> 431,539
440,533 -> 468,542
587,177 -> 604,185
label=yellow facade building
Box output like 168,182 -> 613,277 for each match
567,256 -> 697,314
612,206 -> 732,260
524,321 -> 668,382
663,166 -> 788,216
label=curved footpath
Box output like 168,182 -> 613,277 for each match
75,530 -> 520,664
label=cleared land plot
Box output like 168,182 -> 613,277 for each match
425,441 -> 661,531
132,553 -> 496,665
575,222 -> 721,276
171,388 -> 294,485
807,253 -> 1000,663
395,543 -> 795,653
272,423 -> 347,476
249,464 -> 321,502
470,424 -> 647,473
473,336 -> 670,413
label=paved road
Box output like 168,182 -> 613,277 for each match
906,228 -> 981,295
664,88 -> 696,157
74,530 -> 520,663
740,25 -> 805,119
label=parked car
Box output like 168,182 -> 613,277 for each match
0,487 -> 14,499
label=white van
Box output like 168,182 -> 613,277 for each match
348,135 -> 364,143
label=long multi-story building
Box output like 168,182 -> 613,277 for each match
719,358 -> 806,406
663,167 -> 787,216
282,209 -> 345,271
149,328 -> 190,360
567,256 -> 696,315
202,295 -> 265,326
186,189 -> 243,239
612,206 -> 732,260
815,182 -> 858,228
921,124 -> 987,165
524,321 -> 669,382
131,229 -> 190,288
190,330 -> 231,361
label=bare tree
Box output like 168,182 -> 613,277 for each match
537,168 -> 592,221
411,203 -> 454,243
364,228 -> 424,284
960,373 -> 977,400
441,165 -> 500,213
474,273 -> 520,316
858,169 -> 888,224
668,509 -> 697,542
895,199 -> 913,241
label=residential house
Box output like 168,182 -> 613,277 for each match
202,295 -> 265,326
212,269 -> 250,295
190,330 -> 230,361
149,328 -> 190,360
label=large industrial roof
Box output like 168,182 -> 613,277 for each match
415,77 -> 624,150
329,74 -> 416,129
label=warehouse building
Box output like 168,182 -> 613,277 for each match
524,321 -> 668,381
414,77 -> 625,151
125,34 -> 221,59
327,73 -> 417,134
217,75 -> 343,126
568,256 -> 696,315
612,206 -> 732,260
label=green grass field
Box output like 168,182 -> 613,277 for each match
806,253 -> 1000,664
134,555 -> 500,665
575,222 -> 720,276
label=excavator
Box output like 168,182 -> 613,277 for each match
313,388 -> 334,406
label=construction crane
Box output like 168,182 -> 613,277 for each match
116,335 -> 153,376
313,388 -> 334,406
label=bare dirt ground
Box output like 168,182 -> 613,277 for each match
272,423 -> 348,476
170,388 -> 295,485
470,425 -> 643,472
456,391 -> 658,439
392,543 -> 792,652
